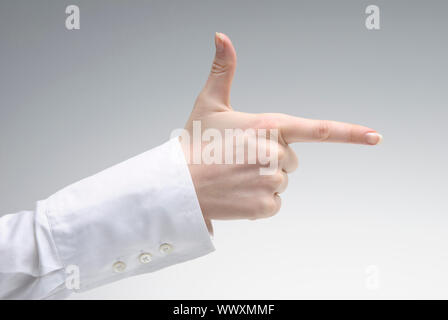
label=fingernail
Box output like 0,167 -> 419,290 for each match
215,32 -> 224,53
365,132 -> 383,145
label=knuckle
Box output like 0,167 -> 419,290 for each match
250,196 -> 280,220
283,146 -> 299,173
314,120 -> 331,141
276,146 -> 286,162
261,197 -> 278,217
210,60 -> 228,75
290,154 -> 299,172
272,172 -> 285,187
261,172 -> 283,190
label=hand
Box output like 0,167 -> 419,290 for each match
181,33 -> 382,230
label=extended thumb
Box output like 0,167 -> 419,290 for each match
201,32 -> 237,107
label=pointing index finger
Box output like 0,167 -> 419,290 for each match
277,114 -> 382,145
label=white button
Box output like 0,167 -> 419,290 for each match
113,261 -> 126,273
139,252 -> 152,264
159,243 -> 173,254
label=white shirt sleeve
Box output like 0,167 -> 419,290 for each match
0,137 -> 215,299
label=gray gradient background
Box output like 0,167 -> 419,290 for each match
1,0 -> 447,299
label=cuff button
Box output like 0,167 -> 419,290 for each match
139,252 -> 152,264
112,261 -> 127,273
159,243 -> 173,254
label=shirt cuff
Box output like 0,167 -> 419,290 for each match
44,137 -> 214,292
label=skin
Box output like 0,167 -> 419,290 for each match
181,33 -> 382,233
